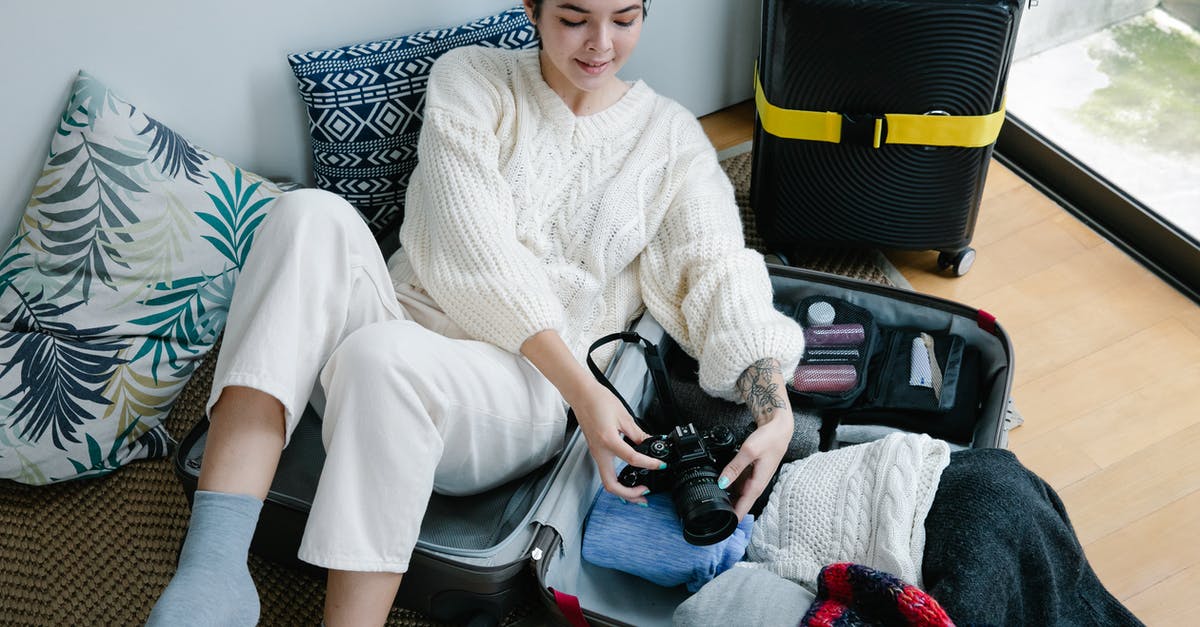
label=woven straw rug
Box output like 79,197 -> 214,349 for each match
0,150 -> 905,626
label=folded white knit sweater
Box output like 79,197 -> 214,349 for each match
743,432 -> 950,592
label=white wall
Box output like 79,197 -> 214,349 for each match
1015,0 -> 1160,59
0,0 -> 762,236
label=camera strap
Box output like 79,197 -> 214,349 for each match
567,331 -> 679,433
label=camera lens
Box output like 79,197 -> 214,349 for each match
670,466 -> 738,546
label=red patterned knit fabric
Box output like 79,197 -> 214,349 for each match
801,563 -> 955,627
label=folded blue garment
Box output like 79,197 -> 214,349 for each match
581,488 -> 754,592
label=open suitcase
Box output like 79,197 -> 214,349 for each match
174,263 -> 1014,626
749,0 -> 1025,275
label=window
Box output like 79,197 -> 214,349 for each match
998,1 -> 1200,300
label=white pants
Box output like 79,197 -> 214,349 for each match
207,189 -> 567,572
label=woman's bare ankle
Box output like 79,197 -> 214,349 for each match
324,569 -> 404,627
197,385 -> 287,499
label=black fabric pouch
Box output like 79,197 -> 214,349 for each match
786,296 -> 879,409
867,328 -> 966,413
839,342 -> 982,445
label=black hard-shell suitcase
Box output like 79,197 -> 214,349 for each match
174,263 -> 1014,626
175,393 -> 558,625
750,0 -> 1025,275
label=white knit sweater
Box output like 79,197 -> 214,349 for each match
742,433 -> 951,591
392,47 -> 804,399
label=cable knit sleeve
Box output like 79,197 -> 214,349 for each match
400,49 -> 564,353
638,114 -> 805,401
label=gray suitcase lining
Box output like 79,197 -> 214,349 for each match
533,268 -> 1012,626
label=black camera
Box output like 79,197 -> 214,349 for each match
617,423 -> 744,546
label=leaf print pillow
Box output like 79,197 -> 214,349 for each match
0,71 -> 283,484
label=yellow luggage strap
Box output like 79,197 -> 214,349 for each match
753,70 -> 1006,149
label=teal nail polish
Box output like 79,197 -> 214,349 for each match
641,489 -> 651,496
619,497 -> 628,505
658,462 -> 667,470
717,476 -> 731,490
636,501 -> 649,508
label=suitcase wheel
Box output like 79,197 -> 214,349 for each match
937,248 -> 976,277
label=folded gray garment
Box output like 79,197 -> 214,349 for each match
836,423 -> 971,452
666,367 -> 821,462
673,565 -> 814,627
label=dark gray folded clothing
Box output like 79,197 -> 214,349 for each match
674,566 -> 814,627
662,358 -> 821,463
923,448 -> 1144,626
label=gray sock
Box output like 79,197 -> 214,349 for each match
146,490 -> 264,627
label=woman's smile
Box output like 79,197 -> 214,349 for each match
576,58 -> 612,75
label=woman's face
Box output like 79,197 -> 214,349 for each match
525,0 -> 644,100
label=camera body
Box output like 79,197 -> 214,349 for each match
618,423 -> 740,490
617,423 -> 744,545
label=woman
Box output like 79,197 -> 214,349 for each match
148,1 -> 805,625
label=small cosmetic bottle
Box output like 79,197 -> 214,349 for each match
804,323 -> 866,347
792,364 -> 858,393
806,301 -> 837,326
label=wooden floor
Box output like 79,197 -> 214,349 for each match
701,101 -> 1200,626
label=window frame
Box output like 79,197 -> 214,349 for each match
995,113 -> 1200,304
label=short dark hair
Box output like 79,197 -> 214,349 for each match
530,0 -> 650,21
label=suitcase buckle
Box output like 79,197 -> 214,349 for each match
840,113 -> 888,148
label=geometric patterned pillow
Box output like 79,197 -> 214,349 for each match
0,71 -> 283,484
287,6 -> 538,237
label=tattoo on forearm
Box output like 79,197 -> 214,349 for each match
736,358 -> 786,422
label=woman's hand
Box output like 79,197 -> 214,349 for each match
520,330 -> 662,504
718,411 -> 793,519
720,357 -> 795,520
570,380 -> 665,503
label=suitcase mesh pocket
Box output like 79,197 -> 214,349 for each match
787,296 -> 877,408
